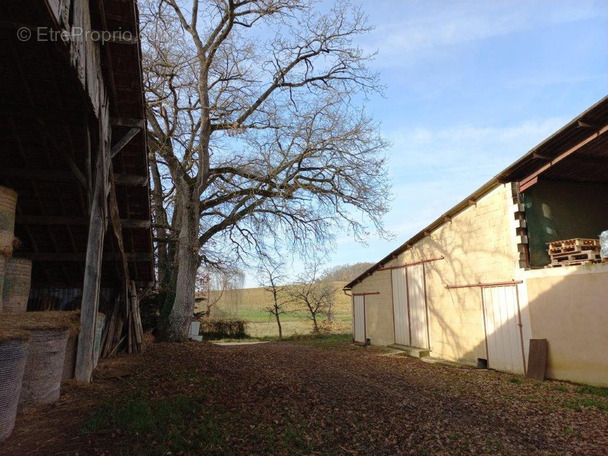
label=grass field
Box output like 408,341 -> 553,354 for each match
195,282 -> 352,338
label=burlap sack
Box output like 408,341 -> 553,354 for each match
0,337 -> 29,441
19,328 -> 69,405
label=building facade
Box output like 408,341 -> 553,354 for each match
346,97 -> 608,386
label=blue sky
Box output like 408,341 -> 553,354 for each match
246,0 -> 608,285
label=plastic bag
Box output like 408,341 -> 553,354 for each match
600,230 -> 608,258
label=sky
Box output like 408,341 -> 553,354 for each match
245,0 -> 608,286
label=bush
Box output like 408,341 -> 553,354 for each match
139,292 -> 163,332
200,318 -> 248,339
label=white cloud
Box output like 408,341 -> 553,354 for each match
326,117 -> 569,267
362,0 -> 607,67
387,118 -> 567,172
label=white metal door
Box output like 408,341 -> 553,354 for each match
353,295 -> 366,343
482,286 -> 525,374
407,264 -> 428,349
392,269 -> 410,345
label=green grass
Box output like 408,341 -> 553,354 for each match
85,390 -> 205,435
84,387 -> 228,456
558,384 -> 608,412
197,282 -> 352,338
577,385 -> 608,398
282,333 -> 353,350
563,397 -> 608,412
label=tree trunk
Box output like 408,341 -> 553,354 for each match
274,309 -> 283,340
149,156 -> 169,284
164,190 -> 198,341
311,312 -> 319,333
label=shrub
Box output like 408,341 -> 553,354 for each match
139,292 -> 163,332
200,318 -> 248,339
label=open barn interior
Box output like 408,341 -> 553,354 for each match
509,100 -> 608,268
0,0 -> 154,361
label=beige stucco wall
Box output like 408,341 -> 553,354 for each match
350,270 -> 394,346
352,184 -> 520,364
524,264 -> 608,386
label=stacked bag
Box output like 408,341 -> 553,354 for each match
0,186 -> 31,313
0,185 -> 68,443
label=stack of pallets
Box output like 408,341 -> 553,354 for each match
547,238 -> 601,267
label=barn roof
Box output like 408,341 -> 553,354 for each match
345,96 -> 608,290
0,0 -> 154,287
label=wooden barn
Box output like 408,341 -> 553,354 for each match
0,0 -> 153,382
345,97 -> 608,386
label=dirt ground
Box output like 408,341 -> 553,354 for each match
1,338 -> 607,455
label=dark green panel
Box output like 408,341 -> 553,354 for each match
523,181 -> 608,267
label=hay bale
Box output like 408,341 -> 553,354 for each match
0,311 -> 80,394
0,187 -> 17,258
2,258 -> 32,313
0,256 -> 5,312
0,330 -> 30,442
0,311 -> 77,334
19,328 -> 70,405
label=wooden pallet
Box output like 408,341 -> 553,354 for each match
547,259 -> 600,268
550,251 -> 601,266
548,244 -> 599,255
547,238 -> 599,250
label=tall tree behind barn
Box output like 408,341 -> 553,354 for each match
142,0 -> 391,341
0,0 -> 154,381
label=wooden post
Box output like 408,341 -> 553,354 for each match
75,107 -> 110,382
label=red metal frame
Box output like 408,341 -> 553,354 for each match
422,263 -> 431,350
514,285 -> 527,375
480,288 -> 490,365
390,269 -> 396,345
405,266 -> 412,346
477,283 -> 527,375
352,293 -> 375,345
445,280 -> 523,289
518,124 -> 608,193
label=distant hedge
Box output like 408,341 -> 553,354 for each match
200,318 -> 248,339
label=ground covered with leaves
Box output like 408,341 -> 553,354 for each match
2,335 -> 607,455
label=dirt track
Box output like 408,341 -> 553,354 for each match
1,340 -> 607,455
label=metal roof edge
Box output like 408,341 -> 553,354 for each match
343,96 -> 608,290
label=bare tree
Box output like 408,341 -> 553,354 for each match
289,261 -> 335,333
141,0 -> 390,340
196,265 -> 244,317
258,258 -> 288,340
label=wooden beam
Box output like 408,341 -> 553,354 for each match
120,219 -> 152,229
519,123 -> 608,192
111,127 -> 141,158
114,173 -> 148,187
0,168 -> 76,182
22,252 -> 153,262
75,134 -> 108,382
111,117 -> 145,129
76,90 -> 111,382
16,214 -> 150,228
0,105 -> 87,123
518,176 -> 538,193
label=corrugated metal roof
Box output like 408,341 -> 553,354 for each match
345,96 -> 608,290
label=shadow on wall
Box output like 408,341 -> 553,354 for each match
523,268 -> 608,386
423,262 -> 608,386
397,206 -> 519,364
